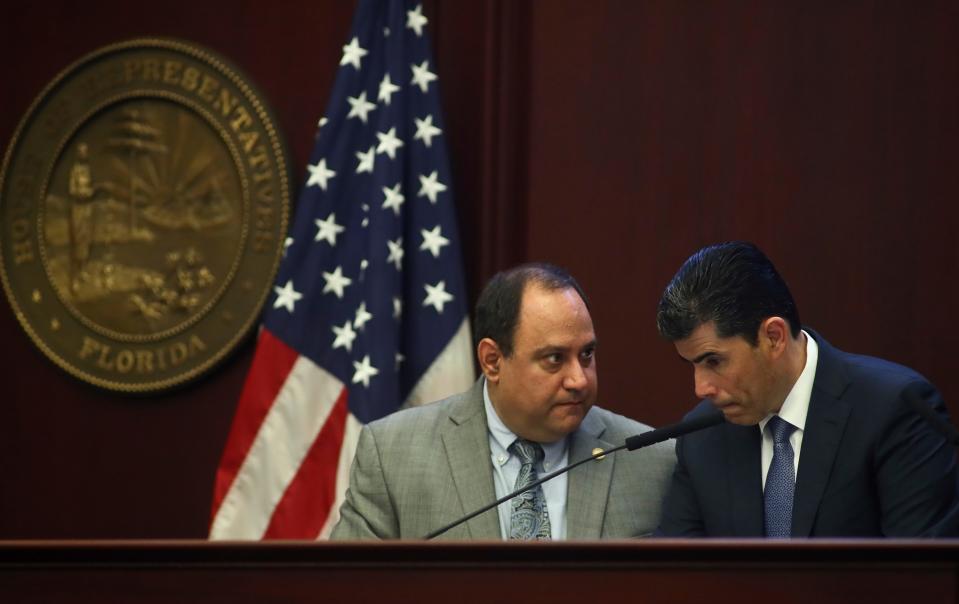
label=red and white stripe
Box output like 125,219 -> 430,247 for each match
210,319 -> 474,539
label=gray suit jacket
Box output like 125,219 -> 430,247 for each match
331,380 -> 676,540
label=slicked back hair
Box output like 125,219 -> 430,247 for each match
657,241 -> 801,346
474,262 -> 590,358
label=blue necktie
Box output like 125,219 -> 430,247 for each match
764,416 -> 797,538
508,439 -> 551,540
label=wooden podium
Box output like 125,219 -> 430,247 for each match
1,540 -> 957,602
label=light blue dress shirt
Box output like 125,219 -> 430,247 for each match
483,379 -> 568,539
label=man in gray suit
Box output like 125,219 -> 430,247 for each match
331,263 -> 675,540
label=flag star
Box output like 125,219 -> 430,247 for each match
376,127 -> 405,159
378,73 -> 401,105
314,212 -> 345,246
406,4 -> 428,37
420,225 -> 450,258
395,351 -> 405,370
322,266 -> 352,298
353,301 -> 373,330
381,183 -> 405,215
340,36 -> 368,70
417,170 -> 447,203
355,145 -> 376,174
411,60 -> 437,93
393,296 -> 403,319
346,91 -> 376,123
272,280 -> 303,313
318,117 -> 328,129
331,320 -> 357,352
307,158 -> 336,190
386,237 -> 404,270
283,237 -> 294,256
414,114 -> 442,147
352,354 -> 379,388
423,280 -> 454,313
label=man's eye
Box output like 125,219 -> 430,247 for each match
581,349 -> 595,362
705,357 -> 721,368
547,353 -> 563,364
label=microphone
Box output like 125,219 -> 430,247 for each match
625,408 -> 725,450
903,381 -> 959,446
424,408 -> 725,540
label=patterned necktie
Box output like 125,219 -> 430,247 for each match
508,439 -> 552,540
764,416 -> 797,538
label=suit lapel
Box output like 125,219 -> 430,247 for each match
566,410 -> 615,539
792,332 -> 851,536
726,423 -> 765,536
441,383 -> 500,539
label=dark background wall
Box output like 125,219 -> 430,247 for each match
2,0 -> 957,539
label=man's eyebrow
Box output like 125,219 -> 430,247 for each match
532,345 -> 567,356
690,351 -> 718,364
532,339 -> 596,357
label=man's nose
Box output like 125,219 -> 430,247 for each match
564,360 -> 589,391
694,368 -> 716,400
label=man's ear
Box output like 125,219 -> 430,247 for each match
759,317 -> 789,357
477,338 -> 503,383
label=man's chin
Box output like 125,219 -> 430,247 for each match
714,404 -> 760,426
524,406 -> 583,443
546,403 -> 590,434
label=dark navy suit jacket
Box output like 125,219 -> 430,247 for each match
657,330 -> 959,537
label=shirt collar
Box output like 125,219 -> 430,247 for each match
759,329 -> 818,433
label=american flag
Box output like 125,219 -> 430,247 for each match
209,0 -> 474,539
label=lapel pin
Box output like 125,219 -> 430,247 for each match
592,447 -> 606,460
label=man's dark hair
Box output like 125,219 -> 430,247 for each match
474,262 -> 589,357
656,241 -> 801,345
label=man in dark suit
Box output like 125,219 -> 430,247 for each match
655,241 -> 959,537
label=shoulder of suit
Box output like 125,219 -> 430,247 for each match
810,327 -> 922,382
365,385 -> 476,433
815,332 -> 932,393
586,405 -> 657,439
839,350 -> 927,385
585,406 -> 677,465
809,330 -> 941,421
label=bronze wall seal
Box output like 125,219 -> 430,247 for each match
0,38 -> 291,392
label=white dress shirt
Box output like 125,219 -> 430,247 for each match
758,330 -> 819,490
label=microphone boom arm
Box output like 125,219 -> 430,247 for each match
423,408 -> 724,540
425,444 -> 627,540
